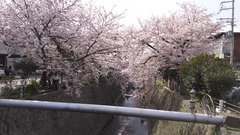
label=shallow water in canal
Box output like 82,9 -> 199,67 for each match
100,97 -> 148,135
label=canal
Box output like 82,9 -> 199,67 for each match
99,96 -> 148,135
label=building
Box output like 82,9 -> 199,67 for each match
0,44 -> 10,69
212,32 -> 240,68
222,32 -> 240,68
210,32 -> 226,58
0,43 -> 23,71
232,33 -> 240,68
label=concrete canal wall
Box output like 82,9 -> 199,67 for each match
140,86 -> 216,135
0,82 -> 122,135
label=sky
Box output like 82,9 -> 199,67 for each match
83,0 -> 240,32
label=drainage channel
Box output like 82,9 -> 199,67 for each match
99,96 -> 148,135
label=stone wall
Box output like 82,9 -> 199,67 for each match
0,82 -> 122,135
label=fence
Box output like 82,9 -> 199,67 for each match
213,97 -> 240,114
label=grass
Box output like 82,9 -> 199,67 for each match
224,125 -> 240,132
149,87 -> 217,135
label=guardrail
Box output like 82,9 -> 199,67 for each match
212,98 -> 240,114
0,99 -> 224,125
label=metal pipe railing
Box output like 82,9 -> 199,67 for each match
213,97 -> 240,114
0,99 -> 224,125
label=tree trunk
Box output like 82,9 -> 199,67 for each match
40,71 -> 47,89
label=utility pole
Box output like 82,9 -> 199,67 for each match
218,0 -> 235,66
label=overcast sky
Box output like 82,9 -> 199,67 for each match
84,0 -> 240,32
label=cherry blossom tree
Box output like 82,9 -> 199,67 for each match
0,1 -> 226,98
123,3 -> 224,90
0,0 -> 125,96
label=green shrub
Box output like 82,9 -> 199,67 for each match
68,80 -> 73,86
178,54 -> 236,99
155,79 -> 164,89
25,95 -> 34,100
25,79 -> 40,95
98,74 -> 107,84
14,58 -> 39,78
0,79 -> 19,98
0,86 -> 15,98
81,80 -> 89,86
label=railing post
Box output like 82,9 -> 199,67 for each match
189,89 -> 196,113
216,125 -> 222,135
19,86 -> 23,99
219,100 -> 224,112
